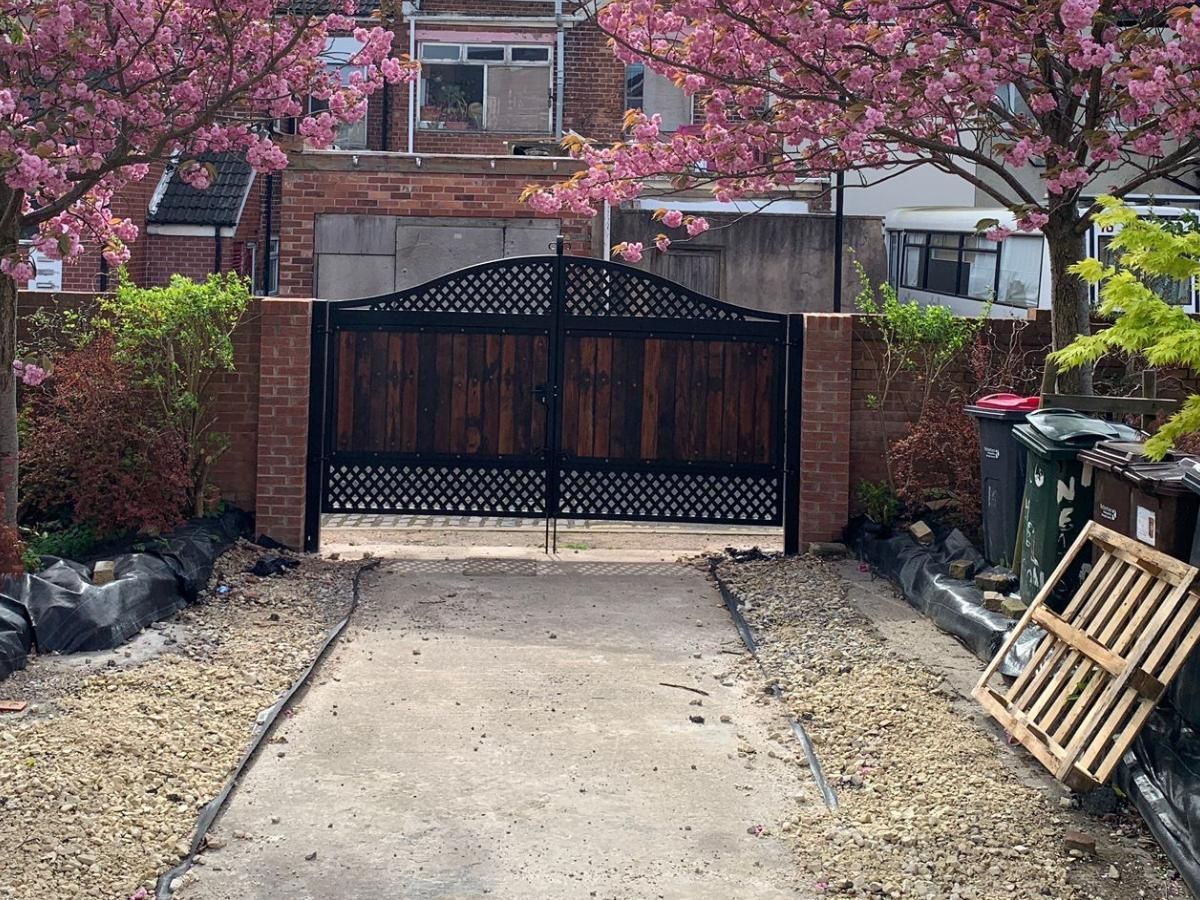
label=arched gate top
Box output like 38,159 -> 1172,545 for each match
329,253 -> 787,323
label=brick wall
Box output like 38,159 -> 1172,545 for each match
276,154 -> 590,298
799,314 -> 853,544
52,164 -> 164,292
141,234 -> 255,285
23,298 -> 1095,551
253,299 -> 313,548
207,301 -> 263,512
564,21 -> 626,143
849,316 -> 1053,493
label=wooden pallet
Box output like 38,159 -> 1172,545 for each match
973,521 -> 1200,791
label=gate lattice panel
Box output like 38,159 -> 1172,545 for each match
305,239 -> 802,550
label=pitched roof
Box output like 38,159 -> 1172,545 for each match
147,153 -> 255,228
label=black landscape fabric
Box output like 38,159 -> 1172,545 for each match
852,523 -> 1039,674
0,508 -> 248,677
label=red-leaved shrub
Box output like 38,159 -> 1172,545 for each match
20,336 -> 191,537
890,402 -> 982,535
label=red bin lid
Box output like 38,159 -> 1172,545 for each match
974,393 -> 1041,412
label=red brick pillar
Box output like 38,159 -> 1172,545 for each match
799,314 -> 853,545
255,298 -> 313,549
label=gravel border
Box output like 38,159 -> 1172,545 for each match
0,542 -> 361,900
710,553 -> 1187,900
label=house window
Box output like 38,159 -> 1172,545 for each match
625,63 -> 645,110
899,231 -> 1002,303
997,235 -> 1044,308
251,237 -> 280,295
317,37 -> 369,149
418,43 -> 552,133
276,37 -> 369,149
267,237 -> 280,296
623,63 -> 692,132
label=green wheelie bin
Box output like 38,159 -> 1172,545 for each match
1014,410 -> 1140,612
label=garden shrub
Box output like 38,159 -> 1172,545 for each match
19,336 -> 191,537
22,522 -> 96,569
855,262 -> 988,494
101,272 -> 250,515
855,480 -> 900,527
1054,197 -> 1200,457
889,402 -> 983,535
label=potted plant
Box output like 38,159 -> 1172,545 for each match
438,85 -> 471,130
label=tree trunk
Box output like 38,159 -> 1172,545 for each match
0,267 -> 16,525
1041,209 -> 1093,396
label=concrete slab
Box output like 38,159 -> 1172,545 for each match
179,561 -> 813,899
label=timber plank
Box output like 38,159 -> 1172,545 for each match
704,341 -> 725,460
334,331 -> 355,452
498,334 -> 516,456
593,337 -> 613,458
640,339 -> 662,459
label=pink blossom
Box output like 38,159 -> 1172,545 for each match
685,216 -> 710,237
614,241 -> 644,262
1060,0 -> 1099,31
1017,211 -> 1050,230
0,1 -> 417,282
20,364 -> 47,387
662,209 -> 684,228
0,258 -> 33,282
522,0 -> 1200,319
654,233 -> 671,252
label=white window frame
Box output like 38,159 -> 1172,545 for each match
417,42 -> 553,134
267,236 -> 280,296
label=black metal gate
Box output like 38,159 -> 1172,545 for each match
304,238 -> 803,552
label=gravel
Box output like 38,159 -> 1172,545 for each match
0,542 -> 357,900
711,554 -> 1184,900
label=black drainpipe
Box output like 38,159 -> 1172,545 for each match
262,173 -> 274,294
214,225 -> 222,274
381,82 -> 391,151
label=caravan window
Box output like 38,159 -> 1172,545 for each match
996,235 -> 1042,308
901,232 -> 926,288
887,232 -> 900,285
899,231 -> 1000,302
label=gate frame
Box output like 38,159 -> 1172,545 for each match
304,238 -> 805,554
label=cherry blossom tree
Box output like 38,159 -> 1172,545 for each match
0,0 -> 416,520
526,0 -> 1200,393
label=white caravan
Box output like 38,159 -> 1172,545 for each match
882,203 -> 1199,318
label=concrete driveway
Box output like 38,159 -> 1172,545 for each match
178,558 -> 814,899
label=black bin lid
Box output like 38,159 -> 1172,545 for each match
1078,440 -> 1182,472
1015,410 -> 1141,458
1127,459 -> 1197,495
1180,458 -> 1200,497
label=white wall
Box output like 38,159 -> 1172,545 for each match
840,163 -> 976,217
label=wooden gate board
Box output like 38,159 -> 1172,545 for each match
304,240 -> 802,550
554,256 -> 786,525
973,521 -> 1200,791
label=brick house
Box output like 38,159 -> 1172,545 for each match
33,0 -> 871,311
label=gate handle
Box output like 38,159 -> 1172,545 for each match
534,383 -> 549,405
